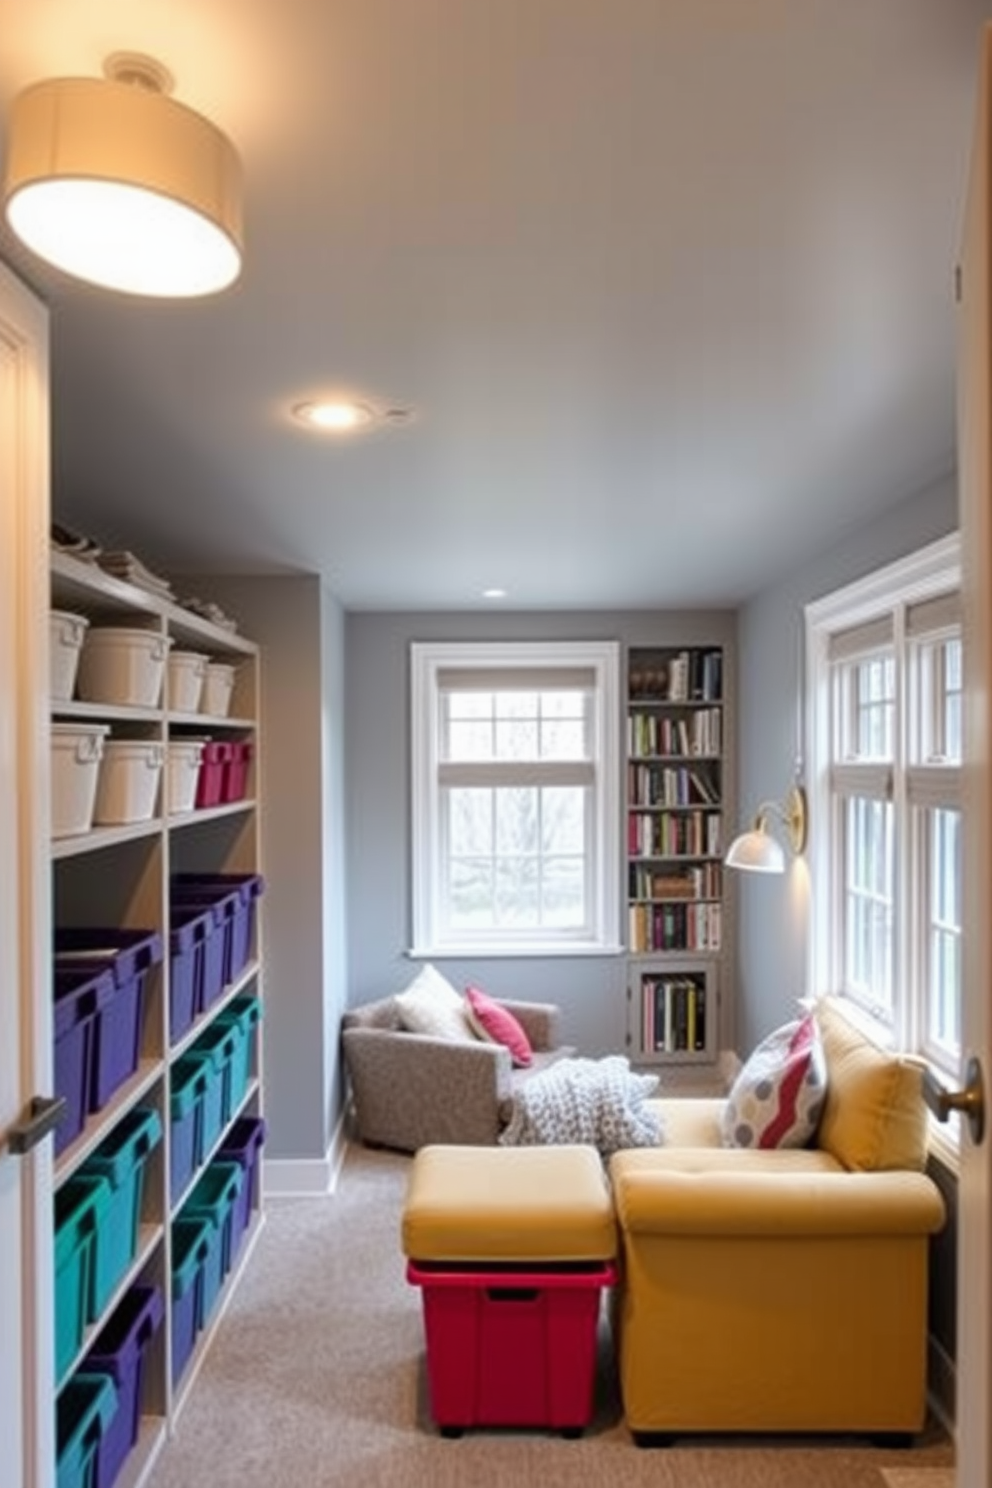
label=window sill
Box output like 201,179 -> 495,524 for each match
408,942 -> 626,960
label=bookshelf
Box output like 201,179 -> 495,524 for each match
625,645 -> 724,1065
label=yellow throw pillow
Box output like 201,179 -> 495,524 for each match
814,995 -> 927,1172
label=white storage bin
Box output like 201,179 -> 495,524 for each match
50,609 -> 90,702
167,738 -> 206,814
76,627 -> 173,708
202,661 -> 236,718
92,739 -> 165,825
167,651 -> 209,713
51,722 -> 109,837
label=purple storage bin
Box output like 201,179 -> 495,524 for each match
217,1115 -> 266,1260
169,887 -> 238,1002
54,928 -> 164,1113
168,905 -> 216,1044
172,873 -> 265,983
53,966 -> 115,1155
85,1283 -> 164,1488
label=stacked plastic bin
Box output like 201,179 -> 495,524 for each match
82,1284 -> 164,1488
54,1109 -> 162,1387
53,928 -> 164,1154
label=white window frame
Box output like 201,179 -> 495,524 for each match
410,639 -> 622,957
806,533 -> 962,1158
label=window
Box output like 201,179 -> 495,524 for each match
410,641 -> 621,955
807,535 -> 962,1085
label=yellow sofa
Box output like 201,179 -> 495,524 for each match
608,996 -> 947,1442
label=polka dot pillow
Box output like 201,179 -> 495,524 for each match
721,1011 -> 827,1149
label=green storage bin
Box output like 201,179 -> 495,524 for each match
55,1174 -> 111,1384
170,1054 -> 208,1206
189,1023 -> 238,1147
214,995 -> 262,1117
181,1160 -> 243,1326
56,1372 -> 117,1488
80,1107 -> 162,1318
171,1215 -> 212,1386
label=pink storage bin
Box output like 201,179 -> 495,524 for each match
406,1261 -> 615,1435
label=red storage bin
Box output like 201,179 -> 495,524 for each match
221,740 -> 253,803
406,1261 -> 615,1435
195,741 -> 232,809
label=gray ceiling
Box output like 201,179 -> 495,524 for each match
1,1 -> 989,610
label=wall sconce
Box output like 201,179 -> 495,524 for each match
2,53 -> 243,297
725,784 -> 808,874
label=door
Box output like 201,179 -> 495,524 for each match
957,24 -> 992,1488
0,259 -> 53,1488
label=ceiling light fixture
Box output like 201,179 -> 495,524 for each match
725,783 -> 808,874
482,588 -> 507,599
2,53 -> 243,297
293,400 -> 377,433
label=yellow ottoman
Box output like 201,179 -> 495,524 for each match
402,1144 -> 617,1436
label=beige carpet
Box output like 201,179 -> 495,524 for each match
146,1145 -> 956,1488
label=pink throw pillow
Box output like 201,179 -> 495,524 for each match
464,985 -> 533,1068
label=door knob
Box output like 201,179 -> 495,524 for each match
5,1094 -> 67,1155
922,1056 -> 985,1145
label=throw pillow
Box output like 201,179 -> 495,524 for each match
394,963 -> 476,1042
813,994 -> 927,1171
464,985 -> 533,1067
722,1011 -> 827,1149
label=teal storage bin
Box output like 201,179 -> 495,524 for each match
55,1174 -> 112,1384
214,995 -> 262,1116
189,1023 -> 238,1146
171,1216 -> 212,1386
81,1107 -> 162,1318
181,1160 -> 243,1326
56,1372 -> 117,1488
170,1054 -> 207,1207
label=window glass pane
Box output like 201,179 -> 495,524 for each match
445,689 -> 589,762
916,635 -> 963,765
853,654 -> 895,760
448,788 -> 492,855
927,807 -> 962,1057
844,795 -> 894,1019
444,785 -> 587,932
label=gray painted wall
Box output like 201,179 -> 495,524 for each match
204,575 -> 345,1161
344,607 -> 736,1057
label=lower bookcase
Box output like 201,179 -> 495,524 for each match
626,957 -> 719,1066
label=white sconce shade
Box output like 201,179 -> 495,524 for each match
3,67 -> 243,297
725,784 -> 808,875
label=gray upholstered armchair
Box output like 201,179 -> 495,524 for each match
341,995 -> 573,1152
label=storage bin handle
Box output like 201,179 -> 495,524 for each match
75,734 -> 104,765
485,1287 -> 540,1302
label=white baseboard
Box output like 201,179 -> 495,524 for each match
262,1113 -> 349,1197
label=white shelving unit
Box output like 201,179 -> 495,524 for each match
50,549 -> 264,1484
625,644 -> 725,1066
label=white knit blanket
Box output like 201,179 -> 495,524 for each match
499,1055 -> 663,1157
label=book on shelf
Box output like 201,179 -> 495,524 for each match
640,973 -> 707,1053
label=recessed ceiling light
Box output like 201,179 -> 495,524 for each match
483,588 -> 507,599
293,399 -> 376,433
